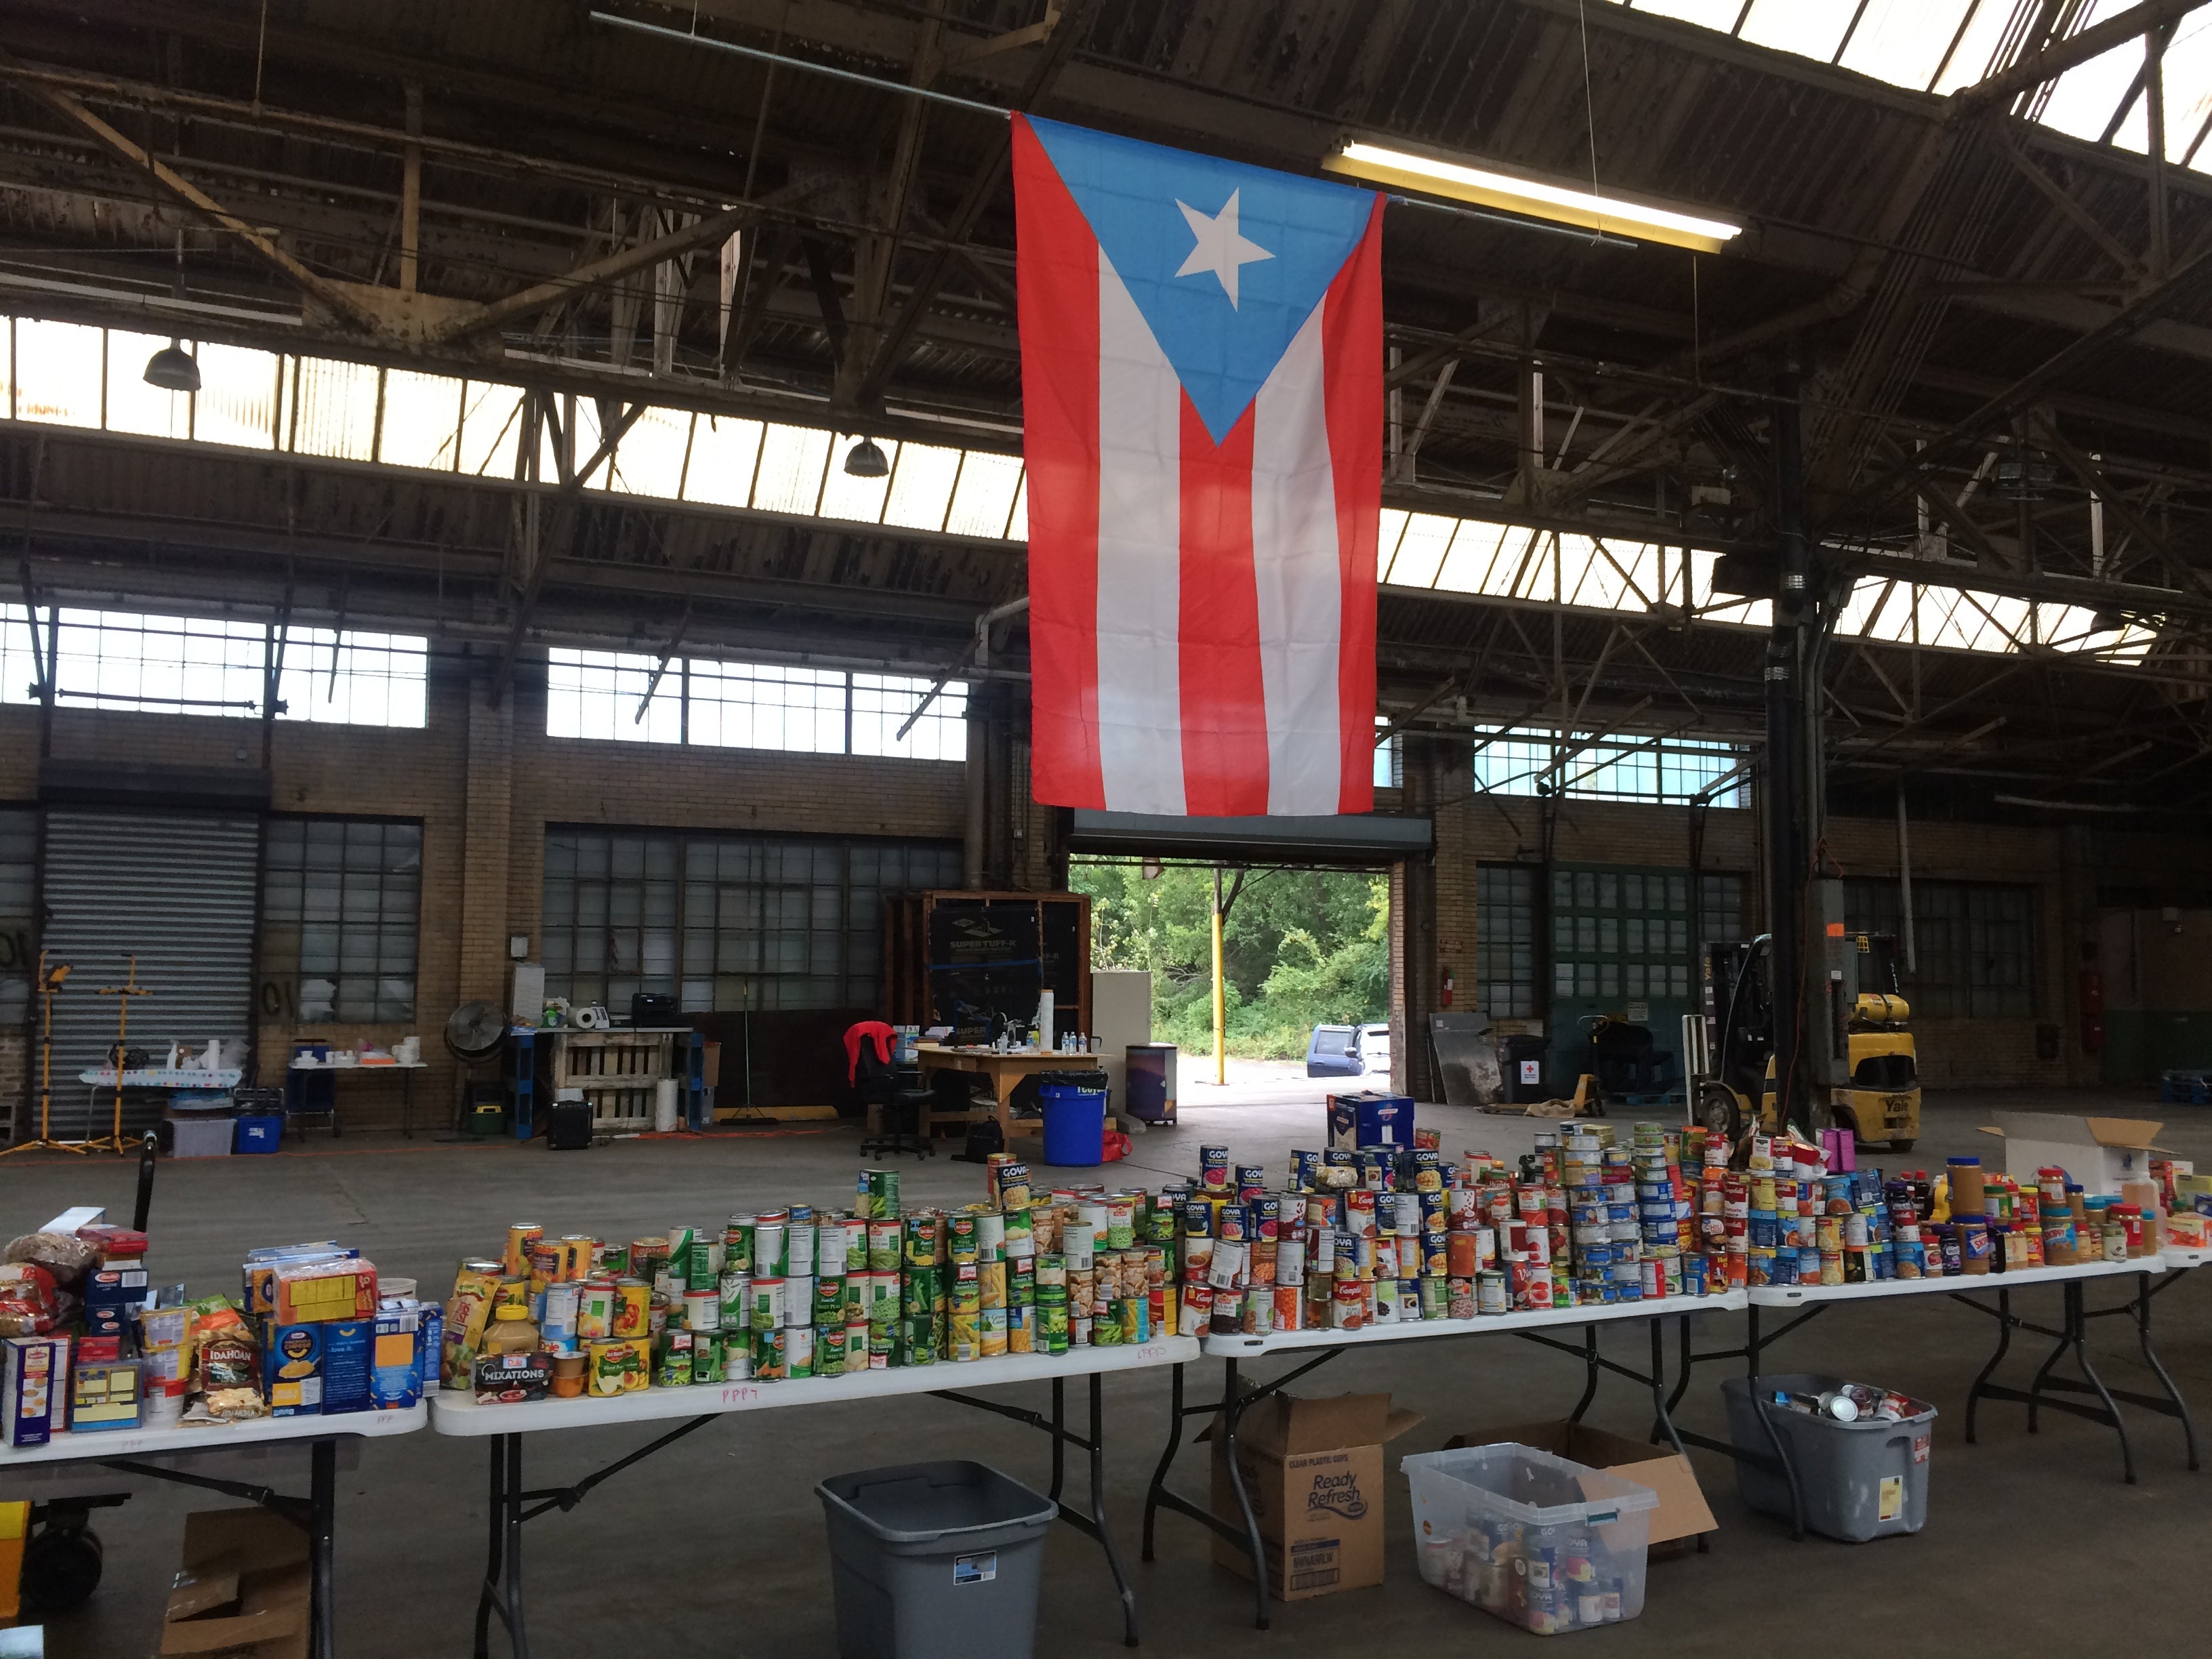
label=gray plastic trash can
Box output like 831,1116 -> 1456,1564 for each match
1721,1373 -> 1936,1542
817,1460 -> 1058,1659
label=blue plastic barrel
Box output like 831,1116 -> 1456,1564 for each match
1039,1085 -> 1107,1166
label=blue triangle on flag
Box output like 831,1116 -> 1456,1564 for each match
1028,117 -> 1376,446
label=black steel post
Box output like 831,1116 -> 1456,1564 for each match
1767,369 -> 1811,1135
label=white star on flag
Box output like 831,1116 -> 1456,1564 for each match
1174,188 -> 1273,310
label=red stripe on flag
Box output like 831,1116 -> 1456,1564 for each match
1322,196 -> 1385,813
1178,398 -> 1271,817
1012,115 -> 1105,809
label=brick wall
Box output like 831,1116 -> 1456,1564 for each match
0,646 -> 976,1133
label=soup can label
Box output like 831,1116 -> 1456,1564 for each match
718,1273 -> 752,1333
813,1275 -> 846,1328
681,1288 -> 720,1333
868,1221 -> 903,1273
783,1275 -> 815,1327
722,1221 -> 754,1275
867,1168 -> 901,1218
754,1223 -> 787,1278
786,1324 -> 816,1379
752,1326 -> 785,1381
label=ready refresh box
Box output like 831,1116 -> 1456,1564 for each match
1207,1391 -> 1422,1601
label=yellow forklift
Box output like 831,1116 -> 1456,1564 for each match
1691,876 -> 1921,1151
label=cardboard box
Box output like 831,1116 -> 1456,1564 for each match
1,1336 -> 68,1448
1982,1112 -> 2167,1196
319,1321 -> 372,1416
69,1358 -> 143,1432
161,1507 -> 308,1659
260,1322 -> 325,1417
1444,1420 -> 1717,1552
1325,1092 -> 1416,1153
272,1258 -> 377,1325
1208,1392 -> 1422,1601
371,1308 -> 423,1410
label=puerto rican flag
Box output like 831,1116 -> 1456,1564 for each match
1013,115 -> 1383,817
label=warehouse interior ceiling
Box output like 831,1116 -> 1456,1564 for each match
3,0 -> 2212,804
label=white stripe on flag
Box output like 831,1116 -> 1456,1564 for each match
1094,247 -> 1187,816
1251,301 -> 1345,815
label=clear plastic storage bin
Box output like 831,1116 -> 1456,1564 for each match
1402,1442 -> 1660,1635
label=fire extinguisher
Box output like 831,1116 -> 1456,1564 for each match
1440,964 -> 1456,1009
2078,967 -> 2105,1056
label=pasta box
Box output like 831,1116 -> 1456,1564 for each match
2,1335 -> 70,1448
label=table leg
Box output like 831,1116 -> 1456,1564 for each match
2063,1280 -> 2135,1486
996,1073 -> 1018,1143
308,1437 -> 335,1659
2135,1269 -> 2200,1473
1218,1360 -> 1271,1631
1141,1362 -> 1183,1563
474,1434 -> 529,1659
1743,1303 -> 1807,1542
1964,1288 -> 2012,1446
1088,1373 -> 1140,1649
1050,1378 -> 1067,1503
2025,1293 -> 2073,1435
1566,1326 -> 1600,1425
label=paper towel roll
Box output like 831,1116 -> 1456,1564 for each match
1036,989 -> 1054,1048
654,1078 -> 680,1134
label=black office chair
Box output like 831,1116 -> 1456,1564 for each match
855,1044 -> 935,1160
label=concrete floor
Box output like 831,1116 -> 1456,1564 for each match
7,1080 -> 2210,1656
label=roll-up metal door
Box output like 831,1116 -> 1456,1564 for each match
41,811 -> 260,1136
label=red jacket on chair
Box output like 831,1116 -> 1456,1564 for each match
844,1021 -> 895,1086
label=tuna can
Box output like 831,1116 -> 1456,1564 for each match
681,1288 -> 720,1333
750,1276 -> 786,1331
576,1280 -> 617,1343
612,1278 -> 651,1339
1476,1270 -> 1507,1315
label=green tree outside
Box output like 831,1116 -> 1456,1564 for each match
1069,863 -> 1390,1060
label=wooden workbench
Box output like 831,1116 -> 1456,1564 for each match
913,1042 -> 1090,1141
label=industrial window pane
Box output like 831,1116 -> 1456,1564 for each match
689,662 -> 846,754
683,415 -> 765,508
818,434 -> 897,524
541,830 -> 956,1014
750,423 -> 832,516
943,452 -> 1024,538
14,319 -> 103,428
262,817 -> 420,1024
1477,863 -> 1538,1020
455,381 -> 525,477
192,342 -> 281,449
377,370 -> 464,469
106,329 -> 190,440
289,356 -> 381,461
882,443 -> 963,531
275,630 -> 428,728
851,673 -> 968,761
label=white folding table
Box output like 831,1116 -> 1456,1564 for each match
431,1337 -> 1199,1658
0,1404 -> 426,1659
1145,1290 -> 1750,1630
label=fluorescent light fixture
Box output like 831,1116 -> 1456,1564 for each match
1324,140 -> 1742,253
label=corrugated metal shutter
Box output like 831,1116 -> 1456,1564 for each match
41,811 -> 260,1137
